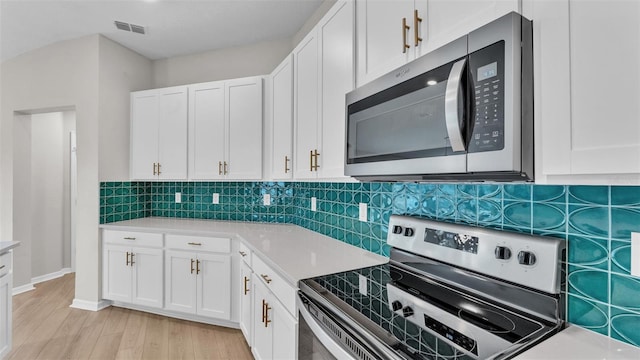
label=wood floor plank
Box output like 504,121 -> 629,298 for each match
8,274 -> 254,360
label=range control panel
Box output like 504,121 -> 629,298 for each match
387,215 -> 565,294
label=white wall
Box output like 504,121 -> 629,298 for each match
1,34 -> 152,304
11,114 -> 32,287
152,38 -> 292,88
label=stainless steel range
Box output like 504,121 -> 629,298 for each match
298,215 -> 566,359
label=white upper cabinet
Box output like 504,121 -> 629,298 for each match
355,0 -> 520,87
189,82 -> 226,180
189,77 -> 263,180
226,77 -> 263,180
294,0 -> 354,179
533,0 -> 640,184
293,29 -> 320,180
131,86 -> 188,180
270,55 -> 294,180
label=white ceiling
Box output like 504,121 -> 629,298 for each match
0,0 -> 324,62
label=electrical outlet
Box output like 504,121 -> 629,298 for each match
358,274 -> 368,295
359,203 -> 368,222
632,232 -> 640,277
212,193 -> 219,204
311,197 -> 317,211
263,194 -> 271,206
175,192 -> 181,203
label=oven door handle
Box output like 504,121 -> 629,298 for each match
444,57 -> 467,153
297,296 -> 355,359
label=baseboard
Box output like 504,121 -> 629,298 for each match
12,283 -> 35,295
70,299 -> 112,312
31,268 -> 73,285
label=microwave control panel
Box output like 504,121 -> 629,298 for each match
468,41 -> 505,153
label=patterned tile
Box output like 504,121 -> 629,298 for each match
99,181 -> 640,349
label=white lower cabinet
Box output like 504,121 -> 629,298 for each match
102,242 -> 164,309
251,273 -> 297,360
240,260 -> 253,345
0,251 -> 12,358
164,235 -> 232,320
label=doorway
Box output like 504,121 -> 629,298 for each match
12,110 -> 77,288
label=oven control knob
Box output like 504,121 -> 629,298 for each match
402,306 -> 414,317
518,251 -> 537,266
391,300 -> 403,312
404,227 -> 415,237
494,246 -> 512,260
392,225 -> 403,234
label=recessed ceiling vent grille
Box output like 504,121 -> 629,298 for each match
114,21 -> 146,35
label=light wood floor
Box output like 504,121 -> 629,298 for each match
7,273 -> 253,360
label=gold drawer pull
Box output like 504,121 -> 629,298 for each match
190,259 -> 195,274
263,299 -> 272,327
126,252 -> 130,266
0,265 -> 5,270
260,274 -> 272,284
196,259 -> 201,275
239,251 -> 247,257
188,242 -> 202,246
123,237 -> 136,240
130,253 -> 135,266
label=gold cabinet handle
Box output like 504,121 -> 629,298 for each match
187,242 -> 202,246
402,17 -> 410,53
196,259 -> 201,274
312,149 -> 320,171
263,299 -> 272,327
130,253 -> 135,266
218,161 -> 223,175
157,163 -> 161,175
284,155 -> 290,173
153,163 -> 157,176
239,251 -> 247,257
243,276 -> 250,295
309,150 -> 314,172
260,274 -> 272,284
261,298 -> 266,324
414,9 -> 423,46
123,237 -> 136,240
190,258 -> 195,274
0,265 -> 4,270
126,252 -> 130,266
223,161 -> 228,175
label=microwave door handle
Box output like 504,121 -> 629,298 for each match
444,58 -> 467,152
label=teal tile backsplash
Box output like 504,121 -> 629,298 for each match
99,181 -> 640,348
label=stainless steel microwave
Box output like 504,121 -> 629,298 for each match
345,12 -> 533,182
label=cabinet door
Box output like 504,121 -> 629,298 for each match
271,297 -> 298,360
251,275 -> 273,360
130,91 -> 159,180
271,55 -> 294,180
158,87 -> 188,180
536,0 -> 640,181
165,250 -> 197,314
131,247 -> 164,309
196,253 -> 231,320
319,0 -> 354,179
239,261 -> 253,345
189,82 -> 226,180
425,0 -> 520,52
355,0 -> 415,86
103,244 -> 132,303
293,29 -> 320,179
0,274 -> 10,357
227,77 -> 264,180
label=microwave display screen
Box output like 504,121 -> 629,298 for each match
477,62 -> 498,81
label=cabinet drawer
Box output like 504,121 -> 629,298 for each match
238,242 -> 252,267
165,234 -> 231,253
0,251 -> 11,278
252,255 -> 297,316
102,230 -> 163,248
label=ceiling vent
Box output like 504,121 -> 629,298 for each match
114,21 -> 146,35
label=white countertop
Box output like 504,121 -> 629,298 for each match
0,241 -> 20,253
515,324 -> 640,359
100,217 -> 388,285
